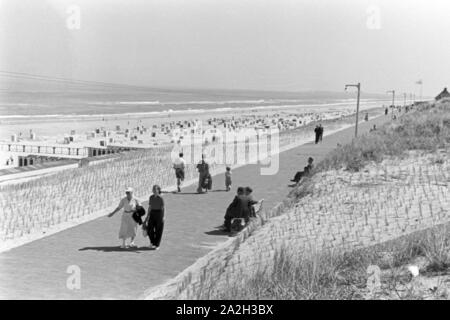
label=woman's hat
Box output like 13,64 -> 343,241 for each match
125,187 -> 134,193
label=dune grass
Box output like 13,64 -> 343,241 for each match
193,102 -> 450,300
316,102 -> 450,172
201,223 -> 449,300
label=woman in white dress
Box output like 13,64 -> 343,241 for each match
108,187 -> 140,248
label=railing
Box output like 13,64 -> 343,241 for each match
0,143 -> 89,158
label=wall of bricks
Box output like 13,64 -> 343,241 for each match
144,149 -> 449,299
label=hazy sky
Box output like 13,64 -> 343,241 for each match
0,0 -> 449,95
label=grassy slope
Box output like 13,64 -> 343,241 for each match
205,101 -> 450,300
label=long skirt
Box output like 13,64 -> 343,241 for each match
119,212 -> 137,239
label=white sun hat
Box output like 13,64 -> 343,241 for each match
125,187 -> 134,193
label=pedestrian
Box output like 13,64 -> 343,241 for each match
196,154 -> 210,193
225,166 -> 232,191
385,107 -> 388,115
144,185 -> 165,250
108,187 -> 140,249
173,152 -> 186,192
318,124 -> 324,142
314,125 -> 320,144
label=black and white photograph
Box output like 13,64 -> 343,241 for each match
0,0 -> 449,305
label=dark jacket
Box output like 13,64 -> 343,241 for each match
225,196 -> 242,219
225,195 -> 255,220
132,205 -> 146,225
197,160 -> 209,175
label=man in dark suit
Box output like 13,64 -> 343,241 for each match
318,124 -> 324,142
314,125 -> 320,144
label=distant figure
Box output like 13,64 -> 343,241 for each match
385,107 -> 389,115
196,154 -> 210,193
144,185 -> 165,250
291,157 -> 314,184
108,187 -> 140,249
314,125 -> 320,144
318,124 -> 324,142
370,124 -> 377,132
364,113 -> 369,121
225,166 -> 232,191
173,152 -> 186,192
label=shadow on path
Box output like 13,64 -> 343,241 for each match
205,229 -> 230,236
79,246 -> 153,253
169,192 -> 202,195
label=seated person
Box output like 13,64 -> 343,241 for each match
291,157 -> 314,183
223,187 -> 245,232
244,187 -> 258,218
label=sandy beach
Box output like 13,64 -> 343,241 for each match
0,99 -> 388,142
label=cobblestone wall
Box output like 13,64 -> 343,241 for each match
144,150 -> 450,299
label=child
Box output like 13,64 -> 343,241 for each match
225,167 -> 232,191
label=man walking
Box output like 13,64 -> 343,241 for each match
173,152 -> 186,192
314,125 -> 320,144
318,124 -> 324,142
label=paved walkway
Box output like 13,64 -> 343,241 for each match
0,115 -> 391,299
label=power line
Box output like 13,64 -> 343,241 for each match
0,70 -> 153,91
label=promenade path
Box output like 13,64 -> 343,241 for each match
0,115 -> 390,299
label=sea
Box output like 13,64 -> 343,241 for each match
0,79 -> 390,140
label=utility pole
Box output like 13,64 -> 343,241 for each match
416,80 -> 423,102
420,82 -> 423,101
345,82 -> 361,138
387,90 -> 395,114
